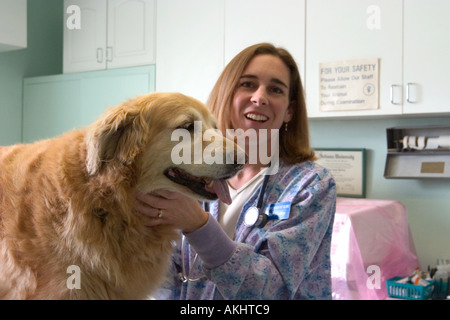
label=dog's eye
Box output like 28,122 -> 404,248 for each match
178,122 -> 195,131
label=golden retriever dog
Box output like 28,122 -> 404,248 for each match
0,92 -> 243,299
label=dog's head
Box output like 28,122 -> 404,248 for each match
85,92 -> 245,204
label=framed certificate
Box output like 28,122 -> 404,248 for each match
315,148 -> 366,198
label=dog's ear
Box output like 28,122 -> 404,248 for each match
85,106 -> 149,175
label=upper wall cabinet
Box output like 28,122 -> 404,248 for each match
305,0 -> 450,118
0,0 -> 26,52
156,0 -> 224,103
402,0 -> 450,115
224,0 -> 306,81
306,0 -> 403,118
63,0 -> 155,73
155,0 -> 306,104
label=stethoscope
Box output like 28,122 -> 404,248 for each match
178,234 -> 206,283
243,174 -> 276,228
178,174 -> 273,283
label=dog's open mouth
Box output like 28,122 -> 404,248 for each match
164,167 -> 233,204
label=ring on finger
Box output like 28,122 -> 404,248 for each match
157,208 -> 163,218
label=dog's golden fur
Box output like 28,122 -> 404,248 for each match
0,92 -> 240,299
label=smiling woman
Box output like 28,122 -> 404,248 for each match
136,43 -> 336,300
208,43 -> 314,165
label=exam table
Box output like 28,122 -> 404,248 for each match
331,197 -> 419,300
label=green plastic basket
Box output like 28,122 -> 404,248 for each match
386,277 -> 434,300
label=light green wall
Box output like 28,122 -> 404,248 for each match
0,0 -> 63,145
310,116 -> 450,268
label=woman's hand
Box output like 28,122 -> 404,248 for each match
134,189 -> 209,233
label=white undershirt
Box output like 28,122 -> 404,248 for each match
218,167 -> 268,239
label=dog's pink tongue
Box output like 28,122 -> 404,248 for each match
207,179 -> 232,205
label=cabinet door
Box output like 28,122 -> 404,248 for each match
305,0 -> 403,118
156,0 -> 224,103
0,0 -> 27,52
224,0 -> 306,81
403,0 -> 450,115
63,0 -> 107,73
107,0 -> 156,69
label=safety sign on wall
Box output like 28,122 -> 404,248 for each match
319,58 -> 379,112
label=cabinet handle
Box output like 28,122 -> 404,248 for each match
406,82 -> 417,103
390,85 -> 401,105
96,48 -> 103,63
106,47 -> 113,62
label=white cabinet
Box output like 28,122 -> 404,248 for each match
63,0 -> 155,73
305,0 -> 403,118
63,0 -> 106,72
403,0 -> 450,115
224,0 -> 306,81
0,0 -> 27,52
155,0 -> 224,103
107,0 -> 156,69
305,0 -> 450,119
155,0 -> 306,104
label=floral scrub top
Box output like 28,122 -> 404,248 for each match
153,160 -> 336,300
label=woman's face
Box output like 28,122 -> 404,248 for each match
230,54 -> 293,133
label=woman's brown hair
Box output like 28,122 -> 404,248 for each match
207,43 -> 315,164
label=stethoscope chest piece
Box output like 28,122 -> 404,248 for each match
243,174 -> 271,228
244,206 -> 267,228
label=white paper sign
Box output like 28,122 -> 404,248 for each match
319,58 -> 379,112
